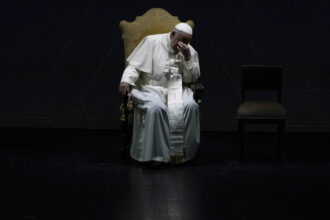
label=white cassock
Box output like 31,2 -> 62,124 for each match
120,32 -> 201,163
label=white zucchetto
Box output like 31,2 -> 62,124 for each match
174,23 -> 193,35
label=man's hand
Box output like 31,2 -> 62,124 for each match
119,82 -> 130,96
177,41 -> 191,61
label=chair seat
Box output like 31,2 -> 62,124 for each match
237,101 -> 286,119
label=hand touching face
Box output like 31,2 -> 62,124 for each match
170,30 -> 192,60
177,41 -> 191,61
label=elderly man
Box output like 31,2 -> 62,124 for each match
119,23 -> 200,165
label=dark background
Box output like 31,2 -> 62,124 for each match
1,0 -> 329,132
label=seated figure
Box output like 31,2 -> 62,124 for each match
119,22 -> 201,164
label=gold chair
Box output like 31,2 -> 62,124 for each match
237,65 -> 286,161
119,8 -> 204,163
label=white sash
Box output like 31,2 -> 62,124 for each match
166,65 -> 184,157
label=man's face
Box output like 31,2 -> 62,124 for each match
170,31 -> 192,53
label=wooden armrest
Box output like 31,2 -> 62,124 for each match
121,94 -> 135,120
189,83 -> 204,104
190,83 -> 204,93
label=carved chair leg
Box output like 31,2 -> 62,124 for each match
121,95 -> 132,163
238,119 -> 245,162
276,120 -> 285,162
121,122 -> 129,162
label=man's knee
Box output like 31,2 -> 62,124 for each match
184,100 -> 199,112
147,103 -> 167,115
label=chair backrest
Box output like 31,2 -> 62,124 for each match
241,65 -> 283,103
119,8 -> 194,67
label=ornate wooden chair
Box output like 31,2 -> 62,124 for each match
119,8 -> 204,163
237,65 -> 286,162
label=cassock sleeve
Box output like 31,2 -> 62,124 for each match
126,36 -> 154,74
120,65 -> 141,86
182,46 -> 201,84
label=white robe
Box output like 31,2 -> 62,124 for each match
120,32 -> 201,163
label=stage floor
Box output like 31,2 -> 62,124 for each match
1,128 -> 330,219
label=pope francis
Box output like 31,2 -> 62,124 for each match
119,23 -> 201,165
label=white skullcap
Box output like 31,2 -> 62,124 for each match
174,23 -> 193,35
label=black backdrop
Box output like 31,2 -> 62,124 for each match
1,0 -> 329,132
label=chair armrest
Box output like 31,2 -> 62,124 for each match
189,83 -> 204,104
120,95 -> 135,121
190,83 -> 204,93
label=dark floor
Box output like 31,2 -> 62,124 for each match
1,128 -> 330,220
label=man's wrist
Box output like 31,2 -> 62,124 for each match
184,56 -> 191,61
121,79 -> 136,87
184,58 -> 193,69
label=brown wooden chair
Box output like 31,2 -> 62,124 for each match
237,65 -> 286,162
119,8 -> 204,163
